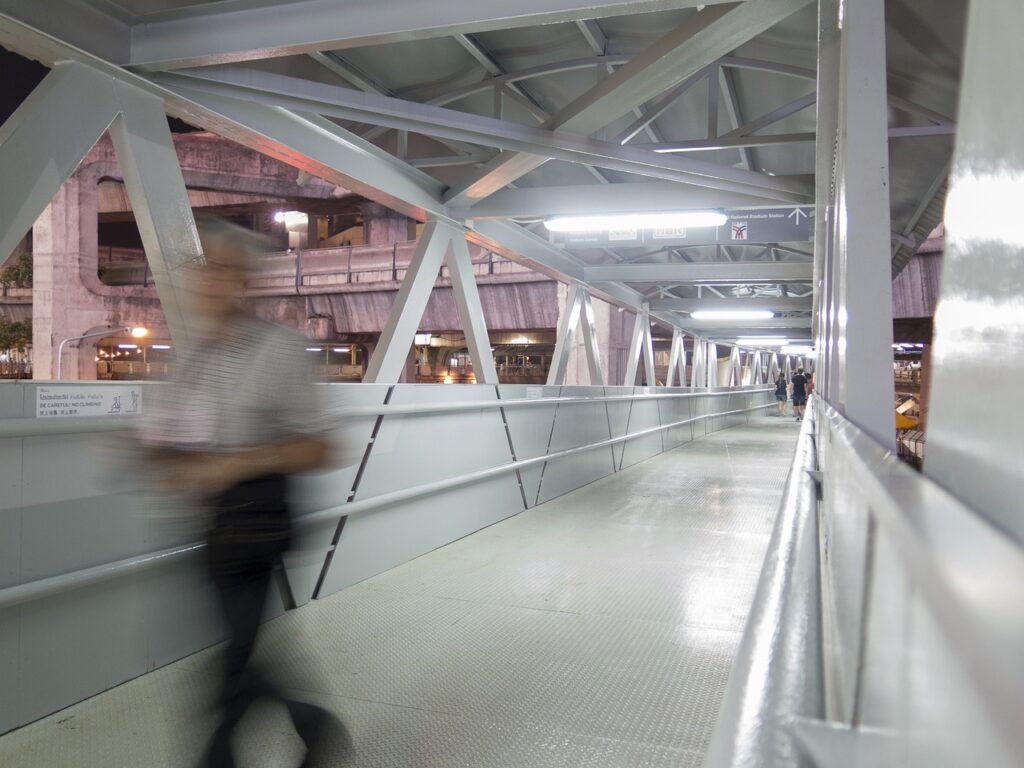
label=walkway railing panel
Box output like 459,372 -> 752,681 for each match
530,385 -> 616,506
314,384 -> 525,599
0,381 -> 773,736
705,396 -> 1024,768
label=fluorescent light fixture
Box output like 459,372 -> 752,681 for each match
117,344 -> 138,350
736,337 -> 787,346
690,310 -> 775,321
781,345 -> 813,355
306,347 -> 323,352
333,347 -> 350,353
544,211 -> 727,232
151,345 -> 172,350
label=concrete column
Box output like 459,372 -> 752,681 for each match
360,202 -> 413,246
32,166 -> 168,380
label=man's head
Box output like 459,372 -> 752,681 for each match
186,218 -> 269,323
797,367 -> 805,375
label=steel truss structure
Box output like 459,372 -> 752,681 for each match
0,0 -> 957,388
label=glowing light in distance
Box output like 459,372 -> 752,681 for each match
736,337 -> 787,346
130,327 -> 149,338
544,211 -> 727,232
274,211 -> 309,228
117,344 -> 138,350
333,347 -> 350,353
306,347 -> 323,352
691,310 -> 775,321
151,345 -> 172,350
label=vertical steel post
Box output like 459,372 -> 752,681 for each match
364,219 -> 451,383
623,307 -> 645,387
547,284 -> 583,386
667,328 -> 688,387
447,231 -> 498,384
814,0 -> 841,400
831,0 -> 895,448
578,289 -> 605,385
707,342 -> 719,387
641,307 -> 656,387
109,79 -> 204,346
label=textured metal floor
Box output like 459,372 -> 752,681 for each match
0,417 -> 798,768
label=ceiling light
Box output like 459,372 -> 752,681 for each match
544,211 -> 727,232
306,347 -> 323,352
691,310 -> 775,321
117,344 -> 138,350
781,345 -> 814,355
333,347 -> 350,353
130,326 -> 149,338
151,345 -> 172,350
736,337 -> 787,346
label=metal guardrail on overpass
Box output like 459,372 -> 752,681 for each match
0,381 -> 773,734
705,396 -> 1024,768
98,242 -> 544,293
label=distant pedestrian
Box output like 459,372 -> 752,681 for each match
791,367 -> 809,420
774,373 -> 788,416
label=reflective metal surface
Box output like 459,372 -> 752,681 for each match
0,418 -> 798,768
924,0 -> 1024,545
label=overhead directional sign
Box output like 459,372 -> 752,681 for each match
559,206 -> 814,248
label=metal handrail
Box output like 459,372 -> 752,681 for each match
0,396 -> 772,610
0,386 -> 772,439
705,395 -> 1024,765
703,398 -> 823,768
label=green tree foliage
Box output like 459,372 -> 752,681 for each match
0,317 -> 31,351
0,252 -> 33,288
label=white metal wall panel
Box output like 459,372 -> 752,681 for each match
534,386 -> 614,505
287,383 -> 387,604
317,384 -> 523,597
619,386 -> 664,470
496,384 -> 561,507
603,385 -> 633,469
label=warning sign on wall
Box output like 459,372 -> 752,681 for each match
36,385 -> 143,418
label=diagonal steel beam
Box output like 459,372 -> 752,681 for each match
151,67 -> 811,202
0,63 -> 118,263
0,9 -> 692,332
129,0 -> 734,71
446,0 -> 816,206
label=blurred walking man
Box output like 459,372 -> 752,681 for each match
142,219 -> 347,767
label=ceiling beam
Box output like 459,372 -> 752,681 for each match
469,181 -> 784,219
648,296 -> 812,311
0,0 -> 130,63
128,0 -> 735,71
151,67 -> 811,203
584,262 -> 813,283
445,0 -> 816,207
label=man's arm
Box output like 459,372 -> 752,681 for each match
156,436 -> 331,494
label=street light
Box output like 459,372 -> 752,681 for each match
56,326 -> 148,380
